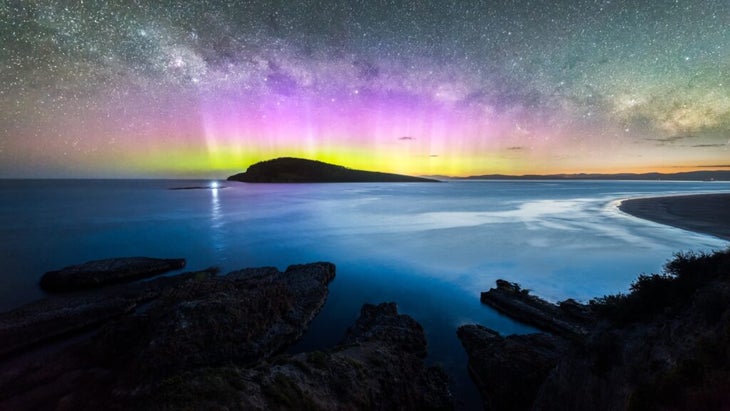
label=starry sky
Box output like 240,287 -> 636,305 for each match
1,0 -> 728,178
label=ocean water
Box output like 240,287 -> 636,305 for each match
1,179 -> 729,408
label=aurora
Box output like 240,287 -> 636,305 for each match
1,1 -> 728,178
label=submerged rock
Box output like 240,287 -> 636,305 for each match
39,257 -> 186,292
342,301 -> 429,357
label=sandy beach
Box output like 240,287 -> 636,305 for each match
619,193 -> 730,241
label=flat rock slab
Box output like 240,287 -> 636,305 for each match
40,257 -> 186,292
481,279 -> 594,339
0,268 -> 217,358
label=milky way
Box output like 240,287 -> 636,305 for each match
1,1 -> 728,177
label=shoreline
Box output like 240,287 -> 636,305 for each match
618,193 -> 730,241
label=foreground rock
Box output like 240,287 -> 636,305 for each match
457,325 -> 566,411
480,279 -> 594,339
1,262 -> 451,410
0,268 -> 217,357
39,257 -> 186,292
132,303 -> 451,410
460,249 -> 730,410
227,157 -> 439,183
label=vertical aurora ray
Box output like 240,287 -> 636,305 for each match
197,80 -> 521,176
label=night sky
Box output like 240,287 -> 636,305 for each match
1,0 -> 728,178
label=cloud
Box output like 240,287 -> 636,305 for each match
506,146 -> 525,150
429,154 -> 439,157
399,136 -> 416,140
646,135 -> 691,145
690,144 -> 725,148
669,164 -> 730,169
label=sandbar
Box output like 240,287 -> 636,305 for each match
619,193 -> 730,241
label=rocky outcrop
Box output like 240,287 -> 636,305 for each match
1,262 -> 452,410
227,157 -> 439,183
130,303 -> 452,410
480,279 -> 594,339
0,263 -> 335,408
0,268 -> 217,357
118,262 -> 338,375
457,325 -> 566,411
39,257 -> 186,292
460,250 -> 730,410
342,302 -> 429,357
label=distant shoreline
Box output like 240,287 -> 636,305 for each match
619,193 -> 730,241
454,170 -> 730,181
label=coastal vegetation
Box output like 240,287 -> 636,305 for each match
590,249 -> 730,325
461,248 -> 730,410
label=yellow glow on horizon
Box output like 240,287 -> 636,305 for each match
114,143 -> 730,179
121,143 -> 527,178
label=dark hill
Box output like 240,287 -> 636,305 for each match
227,157 -> 438,183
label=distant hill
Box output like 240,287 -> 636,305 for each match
227,157 -> 439,183
456,170 -> 730,181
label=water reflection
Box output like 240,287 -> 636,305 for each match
209,181 -> 224,255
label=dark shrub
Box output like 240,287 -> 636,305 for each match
591,248 -> 730,325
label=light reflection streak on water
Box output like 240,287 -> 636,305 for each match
210,181 -> 224,254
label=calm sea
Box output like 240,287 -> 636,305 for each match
1,179 -> 729,408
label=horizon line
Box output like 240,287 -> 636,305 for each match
3,168 -> 730,181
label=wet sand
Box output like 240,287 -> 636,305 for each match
619,193 -> 730,241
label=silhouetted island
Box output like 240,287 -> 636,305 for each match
227,157 -> 439,183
